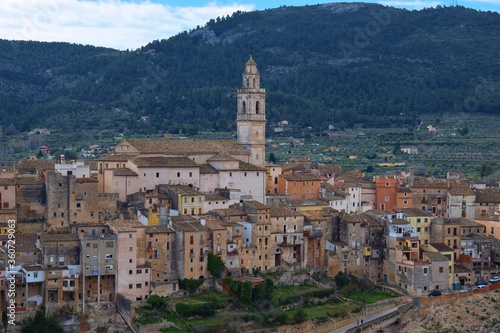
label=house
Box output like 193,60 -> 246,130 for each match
396,208 -> 432,247
473,188 -> 500,217
375,176 -> 398,210
36,233 -> 81,309
269,207 -> 305,271
277,173 -> 321,200
447,180 -> 476,219
145,224 -> 178,296
106,219 -> 150,302
72,224 -> 117,305
170,216 -> 211,280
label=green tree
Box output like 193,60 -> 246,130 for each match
207,253 -> 226,278
334,272 -> 350,289
240,281 -> 253,305
146,295 -> 166,309
21,309 -> 63,333
293,308 -> 307,324
269,152 -> 276,164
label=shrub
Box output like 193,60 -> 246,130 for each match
175,302 -> 218,318
293,308 -> 307,324
179,278 -> 204,294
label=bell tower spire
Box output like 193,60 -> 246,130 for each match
237,54 -> 266,168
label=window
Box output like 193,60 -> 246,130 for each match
384,196 -> 389,201
129,270 -> 133,275
129,247 -> 133,251
177,172 -> 180,177
439,267 -> 444,273
129,284 -> 133,289
156,172 -> 159,178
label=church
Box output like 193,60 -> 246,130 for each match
97,55 -> 267,203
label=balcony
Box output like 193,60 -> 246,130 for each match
304,228 -> 323,238
279,239 -> 303,247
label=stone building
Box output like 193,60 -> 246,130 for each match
97,55 -> 267,204
170,216 -> 211,280
106,219 -> 150,302
36,233 -> 81,308
74,224 -> 117,304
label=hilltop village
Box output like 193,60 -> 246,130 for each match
1,56 -> 500,328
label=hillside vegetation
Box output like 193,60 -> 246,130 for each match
0,3 -> 499,136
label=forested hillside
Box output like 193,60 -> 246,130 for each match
0,3 -> 499,136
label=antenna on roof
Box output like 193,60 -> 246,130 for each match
249,43 -> 254,57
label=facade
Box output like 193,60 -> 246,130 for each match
447,180 -> 476,219
277,173 -> 322,200
107,220 -> 150,301
237,55 -> 266,168
375,177 -> 398,210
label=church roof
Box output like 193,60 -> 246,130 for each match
113,168 -> 138,176
131,156 -> 199,168
246,55 -> 257,66
207,152 -> 238,162
118,139 -> 250,155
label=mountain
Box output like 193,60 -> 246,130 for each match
0,3 -> 499,136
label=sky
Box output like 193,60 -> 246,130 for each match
0,0 -> 498,50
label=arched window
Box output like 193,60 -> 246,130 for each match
253,78 -> 256,87
256,101 -> 260,114
246,78 -> 249,87
242,101 -> 246,114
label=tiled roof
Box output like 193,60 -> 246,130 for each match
423,251 -> 449,262
145,225 -> 175,234
269,207 -> 302,217
448,180 -> 474,196
120,139 -> 250,155
106,219 -> 145,232
131,156 -> 199,168
172,220 -> 210,232
411,178 -> 449,189
301,209 -> 331,221
397,208 -> 431,217
114,168 -> 138,176
15,234 -> 39,252
160,184 -> 202,196
281,173 -> 321,182
15,159 -> 56,175
460,218 -> 484,228
211,208 -> 247,217
205,193 -> 229,201
429,243 -> 454,252
202,215 -> 226,230
238,161 -> 266,171
207,152 -> 238,161
199,164 -> 218,174
39,233 -> 79,243
97,154 -> 130,162
475,188 -> 500,203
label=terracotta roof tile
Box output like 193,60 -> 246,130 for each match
114,168 -> 138,176
132,156 -> 199,168
475,188 -> 500,203
119,139 -> 250,155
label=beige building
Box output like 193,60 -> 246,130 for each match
107,219 -> 150,301
145,225 -> 177,282
161,184 -> 205,215
171,216 -> 212,280
398,208 -> 432,246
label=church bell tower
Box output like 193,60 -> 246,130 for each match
237,55 -> 266,168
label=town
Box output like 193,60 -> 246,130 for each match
1,56 -> 500,332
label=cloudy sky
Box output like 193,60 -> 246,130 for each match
0,0 -> 498,50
